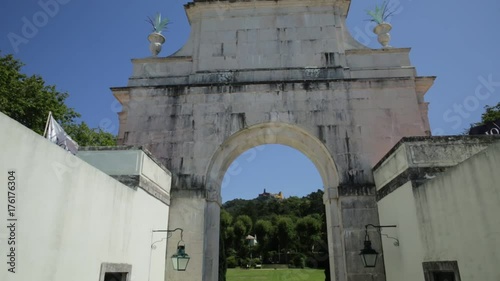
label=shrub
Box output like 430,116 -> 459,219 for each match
240,258 -> 250,268
227,256 -> 238,268
293,254 -> 306,268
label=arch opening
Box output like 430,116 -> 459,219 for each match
205,122 -> 340,197
202,122 -> 344,281
221,144 -> 323,202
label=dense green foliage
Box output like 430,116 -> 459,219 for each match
467,102 -> 500,130
477,102 -> 500,124
0,53 -> 116,146
64,122 -> 116,146
221,190 -> 329,273
0,53 -> 78,134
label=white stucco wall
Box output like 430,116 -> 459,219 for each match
0,112 -> 170,281
378,140 -> 500,281
413,141 -> 500,281
377,181 -> 425,281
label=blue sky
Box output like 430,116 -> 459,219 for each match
1,0 -> 499,201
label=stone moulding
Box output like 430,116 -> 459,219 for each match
78,146 -> 172,205
113,76 -> 426,96
131,56 -> 193,63
373,136 -> 500,201
111,174 -> 171,205
304,66 -> 321,79
127,47 -> 424,87
184,0 -> 351,16
373,136 -> 500,171
345,47 -> 411,55
338,184 -> 376,196
375,166 -> 449,202
216,71 -> 235,83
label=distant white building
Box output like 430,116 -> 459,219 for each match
245,234 -> 258,247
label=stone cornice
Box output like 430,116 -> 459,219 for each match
373,136 -> 500,201
346,47 -> 412,55
184,0 -> 351,16
111,77 -> 425,97
338,184 -> 376,197
415,76 -> 436,98
131,56 -> 193,64
372,135 -> 500,171
80,146 -> 172,177
375,166 -> 449,202
124,67 -> 422,87
111,175 -> 171,205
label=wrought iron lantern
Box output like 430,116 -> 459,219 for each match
359,224 -> 397,268
171,242 -> 190,271
359,237 -> 379,267
151,228 -> 190,272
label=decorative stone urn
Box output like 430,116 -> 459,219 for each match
373,23 -> 392,48
148,32 -> 166,57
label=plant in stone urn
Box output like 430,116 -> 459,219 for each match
146,13 -> 170,56
366,1 -> 395,48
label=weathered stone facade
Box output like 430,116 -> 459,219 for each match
111,0 -> 434,280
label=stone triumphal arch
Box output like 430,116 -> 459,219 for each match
111,0 -> 434,280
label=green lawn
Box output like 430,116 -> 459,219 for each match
226,268 -> 324,281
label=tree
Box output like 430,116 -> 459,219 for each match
222,190 -> 329,267
221,209 -> 233,228
478,102 -> 500,125
235,215 -> 253,235
220,210 -> 234,253
464,101 -> 500,135
0,53 -> 78,134
295,215 -> 322,253
281,196 -> 303,217
224,226 -> 235,249
232,220 -> 247,244
254,219 -> 274,257
303,190 -> 325,215
254,219 -> 273,243
232,219 -> 248,260
0,53 -> 116,146
65,122 -> 116,146
276,216 -> 296,263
